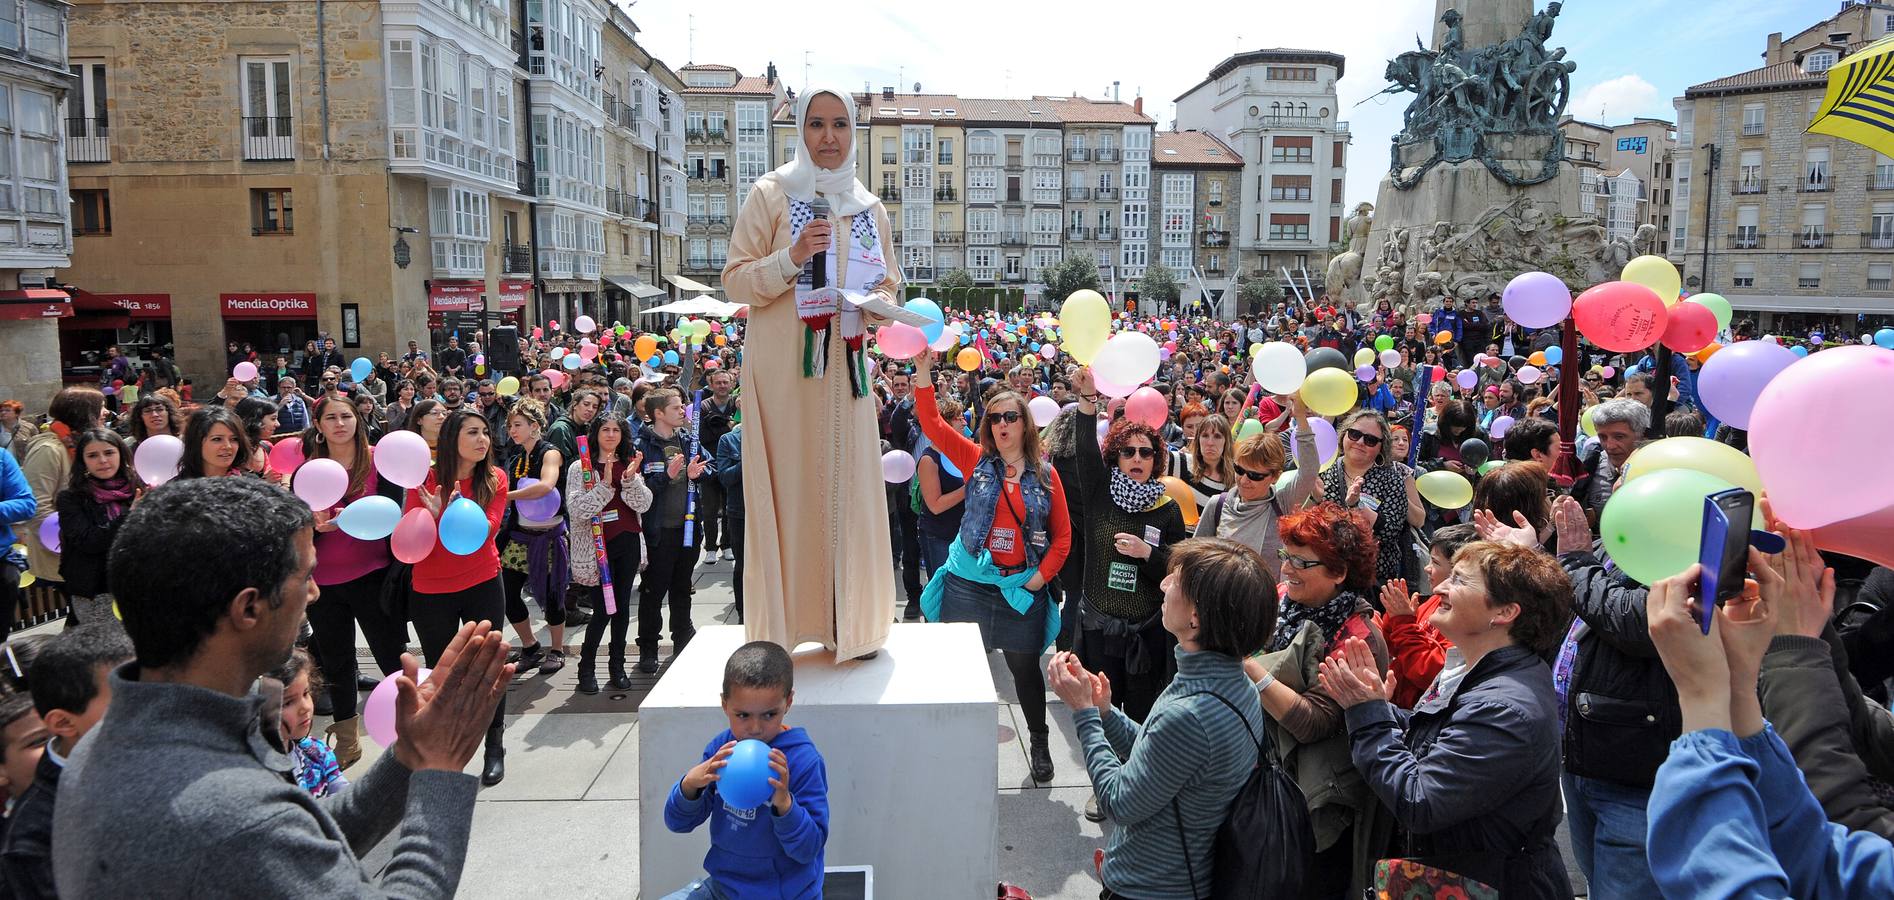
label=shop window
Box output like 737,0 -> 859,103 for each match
71,189 -> 110,235
252,188 -> 293,235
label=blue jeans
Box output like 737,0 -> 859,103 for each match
918,532 -> 953,585
1562,772 -> 1660,897
660,877 -> 728,900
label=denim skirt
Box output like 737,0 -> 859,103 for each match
937,571 -> 1048,654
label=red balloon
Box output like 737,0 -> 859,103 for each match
1573,281 -> 1668,353
1660,299 -> 1717,353
1125,387 -> 1168,430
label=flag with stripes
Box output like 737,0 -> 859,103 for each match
1807,34 -> 1894,160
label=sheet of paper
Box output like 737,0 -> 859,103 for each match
842,291 -> 932,326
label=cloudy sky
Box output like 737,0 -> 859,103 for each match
623,0 -> 1843,206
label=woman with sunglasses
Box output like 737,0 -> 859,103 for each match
1194,398 -> 1320,562
1319,409 -> 1424,593
1247,502 -> 1393,897
913,348 -> 1072,784
1070,367 -> 1191,730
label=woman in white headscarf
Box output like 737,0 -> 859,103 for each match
723,86 -> 901,660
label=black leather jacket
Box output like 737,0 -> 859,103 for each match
1558,545 -> 1681,789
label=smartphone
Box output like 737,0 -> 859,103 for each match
1695,488 -> 1756,634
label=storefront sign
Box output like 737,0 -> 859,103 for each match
221,292 -> 316,319
496,279 -> 531,311
0,288 -> 71,321
428,280 -> 485,313
92,293 -> 172,317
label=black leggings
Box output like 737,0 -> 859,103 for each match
412,575 -> 508,729
1004,650 -> 1048,735
638,527 -> 698,654
580,532 -> 639,670
306,569 -> 410,721
502,565 -> 567,630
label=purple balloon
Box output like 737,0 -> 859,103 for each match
38,513 -> 59,553
513,477 -> 565,521
1490,415 -> 1517,439
1355,364 -> 1377,382
1456,369 -> 1478,390
1698,339 -> 1799,430
1503,271 -> 1573,329
1290,418 -> 1339,467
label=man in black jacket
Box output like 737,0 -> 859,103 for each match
694,369 -> 739,567
1549,495 -> 1673,898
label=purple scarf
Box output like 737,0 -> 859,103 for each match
509,523 -> 569,612
88,476 -> 135,522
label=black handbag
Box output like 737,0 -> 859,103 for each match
379,561 -> 412,625
1170,691 -> 1314,900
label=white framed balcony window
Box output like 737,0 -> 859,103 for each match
241,57 -> 294,160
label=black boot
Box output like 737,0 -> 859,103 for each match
481,720 -> 506,786
636,645 -> 658,675
576,649 -> 599,695
1028,730 -> 1054,783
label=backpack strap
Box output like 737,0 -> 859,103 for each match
1166,688 -> 1274,900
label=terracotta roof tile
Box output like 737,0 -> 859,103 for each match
681,71 -> 777,96
1152,130 -> 1244,167
1031,96 -> 1154,125
1686,60 -> 1825,95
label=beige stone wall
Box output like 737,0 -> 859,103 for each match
0,317 -> 64,411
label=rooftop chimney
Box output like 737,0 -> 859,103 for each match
1134,96 -> 1143,114
1766,32 -> 1783,63
1112,80 -> 1121,101
766,62 -> 777,85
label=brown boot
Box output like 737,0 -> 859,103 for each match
326,718 -> 362,769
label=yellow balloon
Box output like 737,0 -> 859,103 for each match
1060,289 -> 1110,365
1417,470 -> 1475,509
1580,405 -> 1599,437
1622,437 -> 1764,524
1299,367 -> 1357,417
496,376 -> 521,396
1623,255 -> 1682,307
18,571 -> 33,589
956,347 -> 982,372
1353,347 -> 1376,368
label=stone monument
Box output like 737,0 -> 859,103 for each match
1363,0 -> 1631,311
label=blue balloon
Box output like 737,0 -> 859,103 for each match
940,454 -> 962,479
663,349 -> 680,366
336,495 -> 402,540
719,739 -> 774,809
959,332 -> 972,346
1876,328 -> 1894,350
906,297 -> 945,343
349,357 -> 373,383
1029,341 -> 1041,352
562,353 -> 582,370
1790,345 -> 1809,358
439,497 -> 491,555
1543,346 -> 1563,365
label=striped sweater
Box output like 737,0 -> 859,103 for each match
1073,647 -> 1263,900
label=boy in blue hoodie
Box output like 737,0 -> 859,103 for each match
662,640 -> 829,900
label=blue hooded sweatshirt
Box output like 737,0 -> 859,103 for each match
663,726 -> 829,900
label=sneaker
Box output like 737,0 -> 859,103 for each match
510,643 -> 545,672
538,649 -> 566,675
709,548 -> 723,564
637,651 -> 659,674
1084,792 -> 1105,823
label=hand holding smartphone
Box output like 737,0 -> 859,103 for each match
1694,488 -> 1756,634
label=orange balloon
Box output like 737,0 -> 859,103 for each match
1528,351 -> 1547,366
1435,330 -> 1453,345
956,347 -> 982,372
1692,342 -> 1722,363
714,334 -> 728,346
1160,476 -> 1200,527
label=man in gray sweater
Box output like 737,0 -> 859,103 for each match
52,477 -> 514,898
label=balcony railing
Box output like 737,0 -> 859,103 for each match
925,230 -> 958,245
999,232 -> 1027,246
502,241 -> 533,274
1096,227 -> 1118,241
1201,230 -> 1230,247
1731,178 -> 1767,194
1260,115 -> 1326,128
878,188 -> 899,202
1208,196 -> 1223,206
1205,265 -> 1226,276
688,213 -> 709,227
1096,148 -> 1119,162
1800,178 -> 1832,193
684,255 -> 726,271
1065,186 -> 1091,201
891,231 -> 903,245
934,187 -> 957,202
882,153 -> 898,165
1066,226 -> 1091,241
1033,154 -> 1061,169
1095,187 -> 1119,200
1742,122 -> 1766,136
242,116 -> 294,161
1872,175 -> 1894,191
66,117 -> 109,163
1727,233 -> 1765,249
1798,231 -> 1832,249
1864,231 -> 1894,250
1003,156 -> 1024,171
1002,271 -> 1026,282
1031,232 -> 1059,246
606,188 -> 632,217
703,128 -> 727,144
1066,147 -> 1091,161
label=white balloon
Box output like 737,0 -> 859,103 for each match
1517,365 -> 1543,385
133,434 -> 185,486
1027,395 -> 1061,427
929,324 -> 961,352
1092,331 -> 1161,389
1254,342 -> 1306,395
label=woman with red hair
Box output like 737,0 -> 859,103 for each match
1246,501 -> 1392,898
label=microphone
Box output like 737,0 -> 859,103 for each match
809,195 -> 830,290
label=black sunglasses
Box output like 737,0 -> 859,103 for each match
1344,427 -> 1384,448
986,410 -> 1023,424
478,392 -> 497,399
1234,464 -> 1279,482
1117,446 -> 1156,460
1277,548 -> 1324,570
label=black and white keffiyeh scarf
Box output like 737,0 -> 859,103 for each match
1108,469 -> 1166,514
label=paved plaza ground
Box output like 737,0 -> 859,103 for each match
30,559 -> 1589,898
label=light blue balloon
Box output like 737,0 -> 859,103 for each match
1030,341 -> 1041,352
940,454 -> 962,479
349,357 -> 373,382
719,739 -> 774,809
906,297 -> 945,343
1543,346 -> 1563,365
959,332 -> 971,346
439,497 -> 490,556
1876,328 -> 1894,350
1790,345 -> 1809,358
336,495 -> 402,540
663,349 -> 680,366
562,353 -> 582,370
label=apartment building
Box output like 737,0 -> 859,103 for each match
598,10 -> 687,321
1152,130 -> 1243,309
960,98 -> 1066,287
1561,115 -> 1676,251
1173,49 -> 1350,286
679,63 -> 783,290
0,0 -> 72,404
1039,95 -> 1156,289
859,91 -> 964,284
1674,1 -> 1894,330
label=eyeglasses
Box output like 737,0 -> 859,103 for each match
1277,549 -> 1325,570
1116,446 -> 1156,460
1234,464 -> 1279,482
1344,427 -> 1385,448
986,410 -> 1024,425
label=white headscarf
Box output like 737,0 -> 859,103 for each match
771,86 -> 878,217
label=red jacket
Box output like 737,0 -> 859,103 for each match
1377,593 -> 1452,709
404,470 -> 507,594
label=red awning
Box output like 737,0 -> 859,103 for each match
60,313 -> 129,330
0,289 -> 71,321
72,289 -> 171,318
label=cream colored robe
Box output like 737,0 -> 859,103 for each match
722,174 -> 898,660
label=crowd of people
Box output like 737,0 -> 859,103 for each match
0,278 -> 1891,897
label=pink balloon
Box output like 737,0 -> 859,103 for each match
1573,281 -> 1667,353
231,361 -> 258,382
1517,365 -> 1543,385
1660,300 -> 1717,353
292,458 -> 349,511
1456,369 -> 1478,389
1502,271 -> 1574,329
1490,415 -> 1516,439
133,434 -> 184,485
1749,346 -> 1894,528
543,369 -> 567,389
532,326 -> 544,339
362,667 -> 431,747
1600,366 -> 1617,379
1039,343 -> 1057,360
579,342 -> 599,361
373,430 -> 432,489
391,508 -> 438,564
1698,339 -> 1798,431
268,436 -> 305,475
881,450 -> 916,483
1028,395 -> 1060,427
1094,372 -> 1136,399
875,323 -> 928,360
1125,387 -> 1168,429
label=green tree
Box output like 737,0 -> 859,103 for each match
937,268 -> 976,290
1240,274 -> 1285,314
1042,255 -> 1102,303
1136,263 -> 1181,307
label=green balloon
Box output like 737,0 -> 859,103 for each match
1686,293 -> 1734,332
1477,460 -> 1504,475
1375,335 -> 1395,353
1598,467 -> 1736,585
1236,418 -> 1267,440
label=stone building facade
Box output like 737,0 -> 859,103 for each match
1151,130 -> 1243,312
0,0 -> 72,407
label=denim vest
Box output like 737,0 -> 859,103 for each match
956,455 -> 1053,570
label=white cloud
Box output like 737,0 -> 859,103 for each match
1569,74 -> 1664,123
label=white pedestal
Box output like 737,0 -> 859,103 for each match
638,623 -> 998,899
